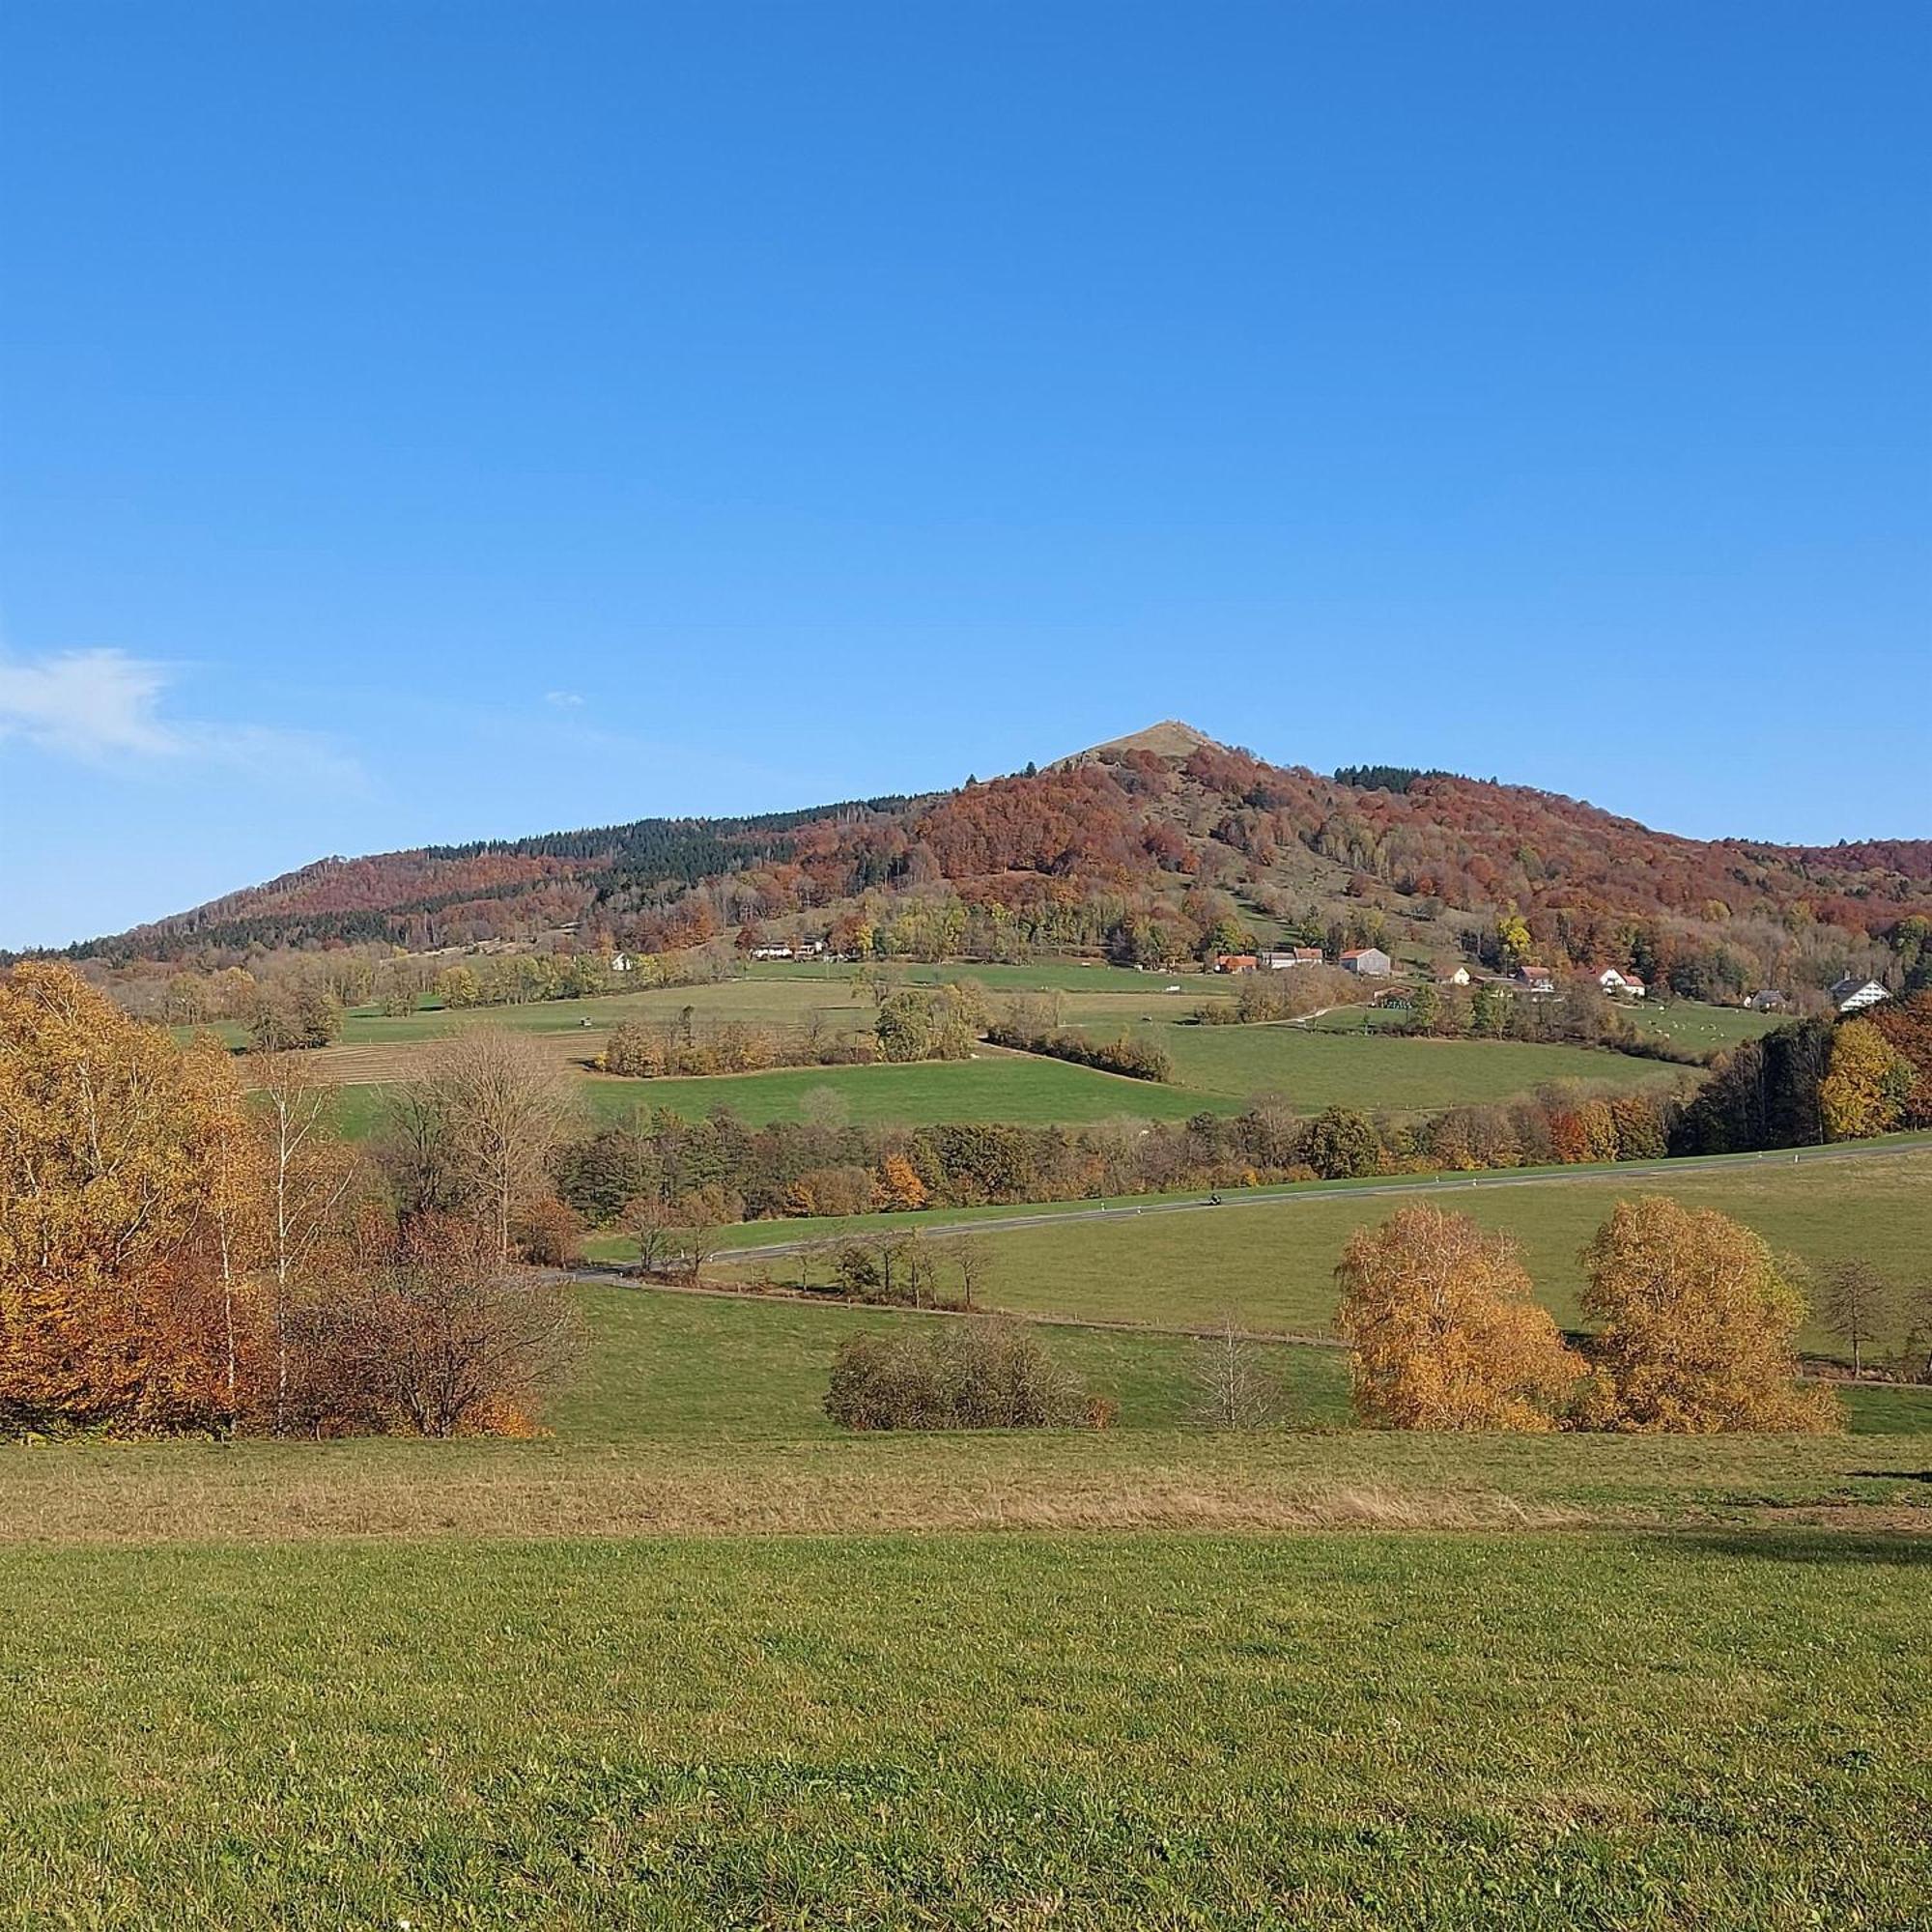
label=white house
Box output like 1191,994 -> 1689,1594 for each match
1594,967 -> 1647,999
1259,947 -> 1324,970
1830,976 -> 1890,1013
1441,964 -> 1472,986
1339,947 -> 1391,978
749,944 -> 794,961
610,952 -> 634,974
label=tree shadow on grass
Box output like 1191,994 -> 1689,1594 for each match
1671,1529 -> 1932,1566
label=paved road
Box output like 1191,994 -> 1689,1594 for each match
706,1136 -> 1930,1264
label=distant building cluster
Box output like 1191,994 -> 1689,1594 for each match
749,939 -> 831,962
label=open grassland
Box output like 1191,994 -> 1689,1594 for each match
1097,1016 -> 1691,1109
564,1052 -> 1230,1128
1621,999 -> 1786,1050
325,1046 -> 1232,1139
900,1147 -> 1932,1350
0,1529 -> 1926,1928
1305,998 -> 1783,1055
5,1284 -> 1927,1549
289,961 -> 1726,1137
704,1144 -> 1932,1357
1,1279 -> 1925,1926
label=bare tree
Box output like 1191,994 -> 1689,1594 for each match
1815,1258 -> 1897,1378
1187,1317 -> 1289,1430
332,1220 -> 585,1437
1894,1277 -> 1932,1384
952,1235 -> 994,1312
877,1229 -> 919,1303
421,1029 -> 579,1260
372,1084 -> 464,1221
254,1052 -> 360,1435
621,1192 -> 682,1279
670,1184 -> 741,1282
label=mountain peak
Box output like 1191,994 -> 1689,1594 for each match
1051,720 -> 1227,769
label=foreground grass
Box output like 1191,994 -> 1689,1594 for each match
1,1530 -> 1926,1929
4,1288 -> 1927,1548
2,1281 -> 1926,1927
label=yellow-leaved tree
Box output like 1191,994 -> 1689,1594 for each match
0,962 -> 256,1434
1335,1205 -> 1584,1430
1576,1197 -> 1838,1434
1819,1018 -> 1917,1142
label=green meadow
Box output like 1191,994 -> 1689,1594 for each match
6,1107 -> 1929,1932
1,1527 -> 1926,1929
288,953 -> 1739,1137
1,1269 -> 1926,1927
674,1143 -> 1932,1358
1095,1015 -> 1690,1109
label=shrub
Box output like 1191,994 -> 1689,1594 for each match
293,1218 -> 586,1438
985,1018 -> 1174,1082
824,1321 -> 1090,1431
1575,1198 -> 1839,1433
512,1195 -> 584,1268
1336,1206 -> 1584,1431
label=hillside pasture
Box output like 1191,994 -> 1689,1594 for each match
706,1144 -> 1932,1360
945,1147 -> 1932,1350
1091,1015 -> 1693,1111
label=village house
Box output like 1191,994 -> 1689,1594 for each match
1830,975 -> 1891,1013
609,952 -> 634,973
1440,964 -> 1471,986
1339,947 -> 1391,978
1593,966 -> 1647,998
749,945 -> 794,960
1747,989 -> 1789,1012
1516,963 -> 1555,994
1258,947 -> 1324,970
1213,952 -> 1260,974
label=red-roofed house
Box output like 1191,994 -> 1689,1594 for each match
1593,967 -> 1647,998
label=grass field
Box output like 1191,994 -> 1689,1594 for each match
285,952 -> 1735,1138
3,1265 -> 1927,1926
199,952 -> 1826,1167
929,1150 -> 1932,1348
694,1145 -> 1932,1358
2,1527 -> 1926,1928
1097,1016 -> 1691,1109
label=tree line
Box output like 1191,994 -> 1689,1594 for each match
0,965 -> 582,1439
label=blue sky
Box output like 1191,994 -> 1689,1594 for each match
2,2 -> 1927,949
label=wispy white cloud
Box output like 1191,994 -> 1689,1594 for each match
0,646 -> 363,785
544,689 -> 585,709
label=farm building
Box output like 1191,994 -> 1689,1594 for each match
749,945 -> 794,960
1516,963 -> 1556,993
1830,976 -> 1891,1013
1593,967 -> 1647,998
1747,989 -> 1789,1012
1259,947 -> 1324,970
1339,947 -> 1391,977
1213,953 -> 1261,974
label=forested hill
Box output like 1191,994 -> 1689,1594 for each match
57,725 -> 1932,997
